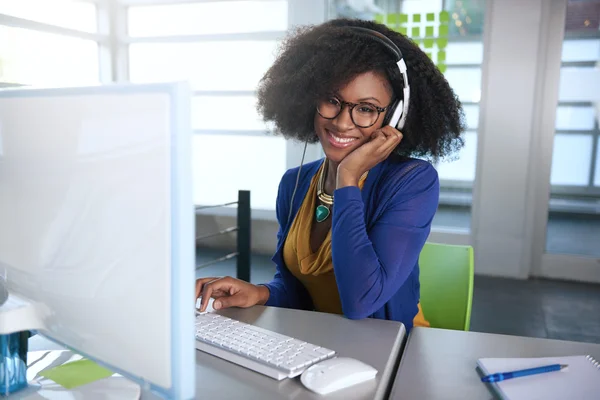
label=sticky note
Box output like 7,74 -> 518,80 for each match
40,359 -> 114,389
426,26 -> 435,37
440,11 -> 450,22
399,14 -> 408,23
439,24 -> 449,37
375,14 -> 384,23
438,50 -> 446,62
424,38 -> 434,49
397,26 -> 408,35
387,13 -> 398,24
437,37 -> 448,48
426,13 -> 435,22
412,14 -> 421,23
412,27 -> 420,37
438,63 -> 447,73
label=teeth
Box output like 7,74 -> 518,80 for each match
329,132 -> 356,144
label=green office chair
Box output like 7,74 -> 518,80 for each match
418,242 -> 474,331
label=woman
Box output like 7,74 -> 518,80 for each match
196,18 -> 464,331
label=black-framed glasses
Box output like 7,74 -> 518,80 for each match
316,96 -> 389,128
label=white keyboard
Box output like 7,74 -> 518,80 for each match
194,312 -> 336,380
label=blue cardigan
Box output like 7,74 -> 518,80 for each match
262,155 -> 439,331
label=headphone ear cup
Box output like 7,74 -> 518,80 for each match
382,99 -> 401,126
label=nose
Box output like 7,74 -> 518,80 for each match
332,105 -> 354,132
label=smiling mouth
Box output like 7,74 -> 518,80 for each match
325,129 -> 359,148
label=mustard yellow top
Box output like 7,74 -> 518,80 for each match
283,162 -> 430,327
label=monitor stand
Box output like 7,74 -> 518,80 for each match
1,282 -> 141,399
9,350 -> 142,400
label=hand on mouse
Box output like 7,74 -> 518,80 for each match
195,276 -> 270,312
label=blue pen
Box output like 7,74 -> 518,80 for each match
481,364 -> 568,382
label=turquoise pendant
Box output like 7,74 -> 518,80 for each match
315,204 -> 330,223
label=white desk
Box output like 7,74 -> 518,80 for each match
27,305 -> 406,400
389,327 -> 600,400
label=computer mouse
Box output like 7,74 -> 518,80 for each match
300,357 -> 378,395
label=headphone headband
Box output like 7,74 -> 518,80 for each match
347,26 -> 403,61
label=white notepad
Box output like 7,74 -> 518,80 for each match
477,355 -> 600,400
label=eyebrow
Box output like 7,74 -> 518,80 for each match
333,93 -> 382,105
356,97 -> 382,105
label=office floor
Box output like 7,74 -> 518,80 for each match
196,248 -> 600,345
433,206 -> 600,258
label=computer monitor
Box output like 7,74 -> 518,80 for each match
0,83 -> 195,399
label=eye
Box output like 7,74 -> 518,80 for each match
356,104 -> 377,114
327,97 -> 341,106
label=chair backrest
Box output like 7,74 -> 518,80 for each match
419,242 -> 474,331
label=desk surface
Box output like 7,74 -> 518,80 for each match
29,305 -> 406,400
389,327 -> 600,400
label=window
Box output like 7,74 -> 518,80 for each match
335,0 -> 486,187
129,41 -> 280,91
543,0 -> 600,259
0,0 -> 97,33
443,68 -> 482,102
0,26 -> 99,86
192,135 -> 286,209
555,105 -> 596,131
0,0 -> 102,86
595,139 -> 600,186
550,134 -> 594,186
329,0 -> 488,231
435,132 -> 478,182
549,0 -> 600,193
558,66 -> 600,102
192,96 -> 267,131
126,0 -> 290,210
128,1 -> 287,36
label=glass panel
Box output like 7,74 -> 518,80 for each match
463,104 -> 480,129
129,41 -> 279,91
445,0 -> 486,37
128,1 -> 287,37
565,0 -> 600,33
558,67 -> 600,102
445,42 -> 484,65
192,134 -> 286,210
550,134 -> 593,186
397,0 -> 443,14
555,106 -> 596,131
595,139 -> 600,187
192,96 -> 266,131
444,68 -> 482,102
327,0 -> 487,232
0,0 -> 97,33
0,26 -> 99,85
561,39 -> 600,62
545,0 -> 600,259
436,131 -> 477,181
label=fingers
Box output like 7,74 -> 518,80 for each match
195,277 -> 219,300
371,127 -> 402,155
198,277 -> 229,312
381,130 -> 402,154
381,125 -> 403,140
213,293 -> 247,310
199,276 -> 245,312
370,129 -> 387,141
